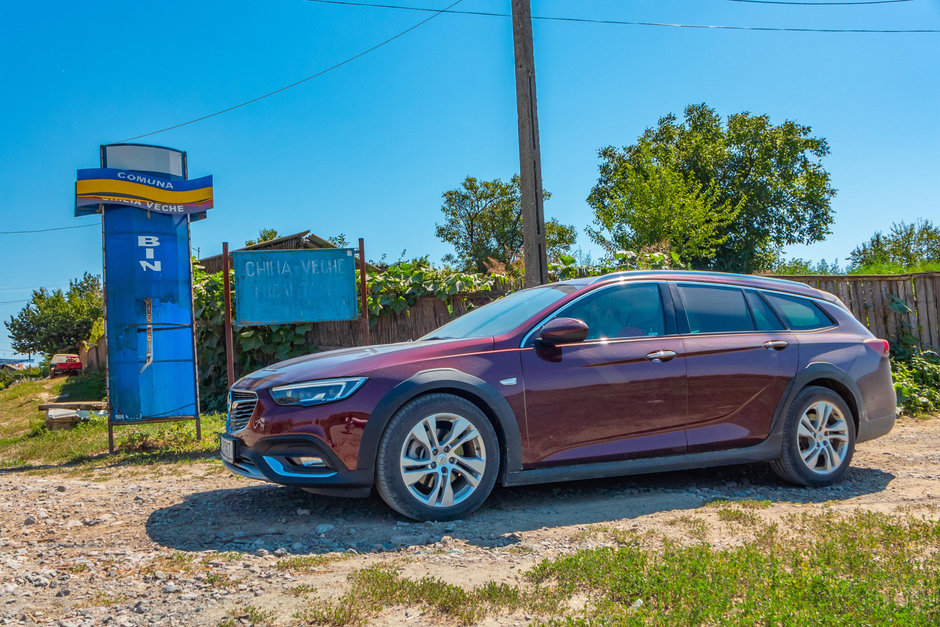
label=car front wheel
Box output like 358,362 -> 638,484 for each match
771,386 -> 856,487
375,393 -> 499,521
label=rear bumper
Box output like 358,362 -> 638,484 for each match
220,433 -> 373,497
857,412 -> 896,443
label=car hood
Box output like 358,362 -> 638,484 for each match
232,337 -> 495,391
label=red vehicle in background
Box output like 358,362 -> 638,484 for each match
50,354 -> 82,377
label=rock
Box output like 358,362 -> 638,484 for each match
24,516 -> 37,526
180,593 -> 197,601
56,485 -> 67,492
444,522 -> 456,532
273,548 -> 288,557
55,588 -> 70,597
153,571 -> 167,581
162,583 -> 180,593
296,508 -> 310,516
254,548 -> 269,557
314,524 -> 334,534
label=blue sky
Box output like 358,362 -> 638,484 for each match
1,0 -> 939,357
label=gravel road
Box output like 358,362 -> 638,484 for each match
1,416 -> 937,626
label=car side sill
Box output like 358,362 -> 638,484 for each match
502,435 -> 783,487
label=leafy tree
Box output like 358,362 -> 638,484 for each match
328,233 -> 349,248
769,257 -> 844,275
435,175 -> 576,273
849,219 -> 940,271
5,273 -> 103,355
588,104 -> 836,272
245,228 -> 279,246
587,146 -> 742,265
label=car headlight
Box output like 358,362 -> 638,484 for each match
269,377 -> 367,407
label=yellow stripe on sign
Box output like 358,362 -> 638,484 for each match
75,179 -> 213,204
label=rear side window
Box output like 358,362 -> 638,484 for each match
745,291 -> 785,331
762,293 -> 834,330
677,285 -> 754,333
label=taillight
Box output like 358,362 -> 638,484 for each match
863,338 -> 890,357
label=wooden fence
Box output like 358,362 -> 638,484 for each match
772,272 -> 940,350
297,272 -> 940,351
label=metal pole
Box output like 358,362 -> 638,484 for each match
222,242 -> 235,390
512,0 -> 548,287
358,238 -> 370,346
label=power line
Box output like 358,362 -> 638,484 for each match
114,0 -> 939,144
119,0 -> 466,142
728,0 -> 913,5
305,0 -> 940,32
0,224 -> 98,235
0,300 -> 28,305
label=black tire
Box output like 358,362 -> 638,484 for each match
771,386 -> 856,487
375,393 -> 499,521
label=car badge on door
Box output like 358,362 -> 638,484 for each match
254,416 -> 266,430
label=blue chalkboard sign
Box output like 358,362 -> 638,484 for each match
232,249 -> 359,325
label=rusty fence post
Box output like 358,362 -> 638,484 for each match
358,238 -> 370,346
222,242 -> 235,390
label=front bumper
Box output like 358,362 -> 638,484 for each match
220,433 -> 373,497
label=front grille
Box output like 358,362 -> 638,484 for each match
228,390 -> 258,433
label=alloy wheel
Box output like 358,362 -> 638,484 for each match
398,413 -> 487,508
797,400 -> 850,475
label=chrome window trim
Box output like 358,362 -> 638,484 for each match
519,280 -> 668,348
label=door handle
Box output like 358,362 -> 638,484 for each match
646,349 -> 677,363
763,340 -> 788,351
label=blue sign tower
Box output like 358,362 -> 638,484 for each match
75,144 -> 213,451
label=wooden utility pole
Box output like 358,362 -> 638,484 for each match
512,0 -> 548,287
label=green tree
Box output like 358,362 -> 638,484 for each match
586,146 -> 742,264
588,104 -> 836,272
328,233 -> 349,248
435,175 -> 576,273
849,219 -> 940,271
245,228 -> 279,246
5,273 -> 103,355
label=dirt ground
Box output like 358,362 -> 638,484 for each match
1,416 -> 938,626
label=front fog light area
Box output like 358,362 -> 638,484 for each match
269,377 -> 367,407
286,456 -> 328,468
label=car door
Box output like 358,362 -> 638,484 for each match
520,282 -> 688,467
673,283 -> 798,452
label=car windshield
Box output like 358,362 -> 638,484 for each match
421,284 -> 578,340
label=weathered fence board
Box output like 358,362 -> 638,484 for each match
774,272 -> 940,350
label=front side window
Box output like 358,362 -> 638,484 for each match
762,293 -> 834,330
678,284 -> 754,334
554,283 -> 666,341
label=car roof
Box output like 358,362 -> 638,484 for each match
551,270 -> 838,304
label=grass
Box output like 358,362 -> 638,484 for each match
219,605 -> 275,626
715,507 -> 761,526
276,554 -> 349,572
298,510 -> 940,625
0,373 -> 226,471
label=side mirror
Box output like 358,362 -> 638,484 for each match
537,317 -> 589,346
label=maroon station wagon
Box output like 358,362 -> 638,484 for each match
220,271 -> 897,521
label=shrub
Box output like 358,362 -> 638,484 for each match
892,350 -> 940,415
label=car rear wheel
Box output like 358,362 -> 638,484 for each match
771,386 -> 855,487
375,393 -> 499,521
